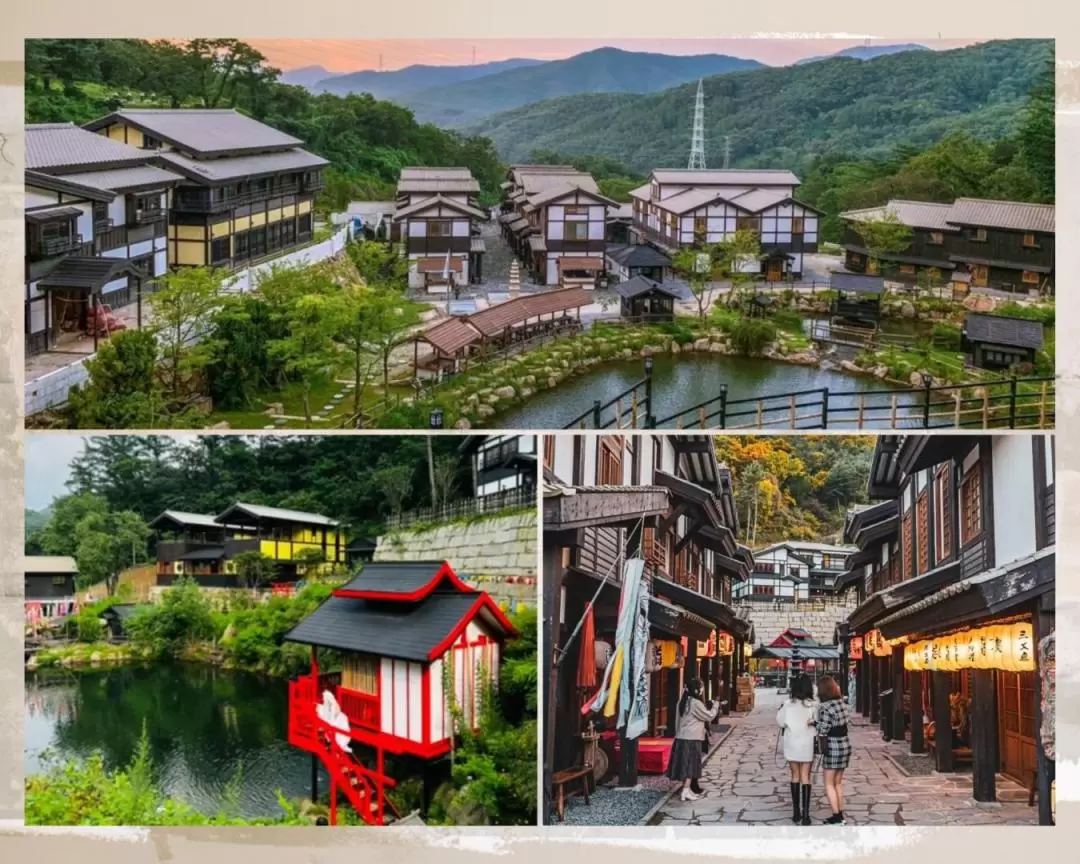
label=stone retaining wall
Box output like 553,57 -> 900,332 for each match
375,511 -> 537,609
740,594 -> 859,646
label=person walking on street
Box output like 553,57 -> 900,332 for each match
776,674 -> 817,825
815,675 -> 853,824
667,677 -> 720,801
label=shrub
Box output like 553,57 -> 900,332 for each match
931,323 -> 962,351
728,319 -> 778,356
993,301 -> 1055,327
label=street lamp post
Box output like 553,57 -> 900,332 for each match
788,646 -> 803,693
643,355 -> 654,428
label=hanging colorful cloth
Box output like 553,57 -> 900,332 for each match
623,573 -> 651,740
576,602 -> 597,690
585,559 -> 645,719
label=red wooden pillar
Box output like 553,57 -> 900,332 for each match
329,775 -> 338,826
377,748 -> 385,825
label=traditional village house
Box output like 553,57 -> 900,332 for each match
841,198 -> 1055,293
24,556 -> 79,624
83,109 -> 328,270
541,434 -> 754,819
605,243 -> 672,285
605,203 -> 634,244
613,276 -> 681,323
24,123 -> 183,356
828,272 -> 885,328
283,560 -> 517,824
499,165 -> 616,287
628,169 -> 822,281
459,435 -> 537,503
750,627 -> 841,683
733,541 -> 855,603
840,434 -> 1055,823
961,312 -> 1045,371
150,503 -> 346,589
391,167 -> 487,292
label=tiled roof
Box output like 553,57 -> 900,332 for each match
216,502 -> 340,526
392,194 -> 487,220
728,188 -> 794,213
467,287 -> 592,337
613,275 -> 683,300
947,198 -> 1055,233
841,200 -> 956,231
25,556 -> 77,574
62,164 -> 183,192
25,169 -> 116,202
606,243 -> 671,268
830,272 -> 885,294
335,561 -> 468,597
35,257 -> 143,290
85,109 -> 302,155
157,148 -> 328,183
651,168 -> 800,187
963,313 -> 1044,349
26,123 -> 150,171
150,509 -> 221,529
419,317 -> 481,355
516,169 -> 599,197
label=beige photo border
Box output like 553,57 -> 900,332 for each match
1,2 -> 1076,860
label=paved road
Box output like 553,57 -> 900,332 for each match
652,688 -> 1038,826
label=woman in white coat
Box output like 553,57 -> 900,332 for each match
776,674 -> 817,825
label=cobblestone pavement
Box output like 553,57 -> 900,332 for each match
652,688 -> 1038,826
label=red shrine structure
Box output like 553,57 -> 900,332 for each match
283,560 -> 517,825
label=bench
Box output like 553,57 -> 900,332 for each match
552,766 -> 592,822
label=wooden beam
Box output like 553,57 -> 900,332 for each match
672,519 -> 706,557
541,540 -> 564,824
931,671 -> 954,772
892,649 -> 905,743
970,669 -> 997,802
910,671 -> 926,754
869,655 -> 880,724
657,502 -> 689,537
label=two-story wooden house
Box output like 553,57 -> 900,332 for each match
150,502 -> 346,588
499,165 -> 616,288
628,169 -> 822,280
841,198 -> 1055,293
459,435 -> 537,503
24,123 -> 183,356
83,109 -> 328,271
733,541 -> 855,603
542,434 -> 753,812
843,434 -> 1054,821
390,167 -> 486,292
24,555 -> 79,624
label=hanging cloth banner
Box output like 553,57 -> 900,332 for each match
623,572 -> 651,740
576,603 -> 597,689
585,559 -> 646,719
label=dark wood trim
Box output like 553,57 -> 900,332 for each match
931,671 -> 954,772
1032,436 -> 1049,551
891,649 -> 905,743
869,654 -> 880,723
909,670 -> 926,754
981,437 -> 996,567
971,669 -> 998,801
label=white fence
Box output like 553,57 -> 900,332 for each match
25,223 -> 354,417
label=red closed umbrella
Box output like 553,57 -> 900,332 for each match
577,602 -> 597,689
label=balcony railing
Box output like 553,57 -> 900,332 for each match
133,208 -> 166,225
173,184 -> 304,213
293,672 -> 381,734
34,234 -> 84,257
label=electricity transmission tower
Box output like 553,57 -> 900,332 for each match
688,78 -> 706,170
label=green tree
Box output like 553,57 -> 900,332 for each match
363,288 -> 416,393
268,293 -> 342,427
672,247 -> 715,320
851,212 -> 913,277
73,509 -> 150,594
1019,77 -> 1055,201
332,284 -> 385,419
714,229 -> 764,308
148,266 -> 226,401
66,331 -> 168,429
374,463 -> 414,519
232,551 -> 278,590
34,493 -> 108,557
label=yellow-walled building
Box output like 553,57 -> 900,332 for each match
83,109 -> 328,270
150,502 -> 347,588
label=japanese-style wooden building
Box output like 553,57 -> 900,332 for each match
605,243 -> 672,285
841,198 -> 1055,293
541,433 -> 754,822
24,556 -> 79,623
498,165 -> 616,287
84,109 -> 328,270
24,124 -> 183,356
458,435 -> 538,500
391,168 -> 487,291
961,313 -> 1044,370
733,541 -> 855,602
412,286 -> 591,379
627,169 -> 822,280
283,560 -> 517,824
838,434 -> 1055,823
612,275 -> 680,322
150,503 -> 346,587
829,272 -> 885,327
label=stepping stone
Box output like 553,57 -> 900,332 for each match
263,425 -> 275,429
323,405 -> 334,411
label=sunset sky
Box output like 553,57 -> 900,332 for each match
247,38 -> 983,73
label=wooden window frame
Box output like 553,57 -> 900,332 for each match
916,491 -> 930,575
564,221 -> 589,242
791,216 -> 805,234
972,227 -> 988,242
1022,270 -> 1040,284
428,220 -> 453,238
929,231 -> 944,245
1022,232 -> 1039,249
934,466 -> 952,562
899,263 -> 916,274
736,216 -> 761,234
542,436 -> 554,469
902,512 -> 913,582
598,436 -> 623,486
960,464 -> 982,546
564,204 -> 588,217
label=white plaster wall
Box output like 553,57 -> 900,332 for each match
992,435 -> 1037,567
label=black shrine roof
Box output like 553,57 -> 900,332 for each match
613,275 -> 682,300
963,313 -> 1044,350
830,272 -> 885,295
333,560 -> 473,600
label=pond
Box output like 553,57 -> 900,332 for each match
25,663 -> 320,818
495,352 -> 902,429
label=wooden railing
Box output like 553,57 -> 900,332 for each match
337,686 -> 380,731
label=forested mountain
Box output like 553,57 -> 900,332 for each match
27,435 -> 472,555
794,43 -> 928,65
468,40 -> 1053,173
393,47 -> 764,128
713,436 -> 876,546
24,39 -> 507,205
279,64 -> 334,88
314,57 -> 545,99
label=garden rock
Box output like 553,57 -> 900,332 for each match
900,301 -> 916,319
494,385 -> 515,400
454,418 -> 471,429
694,338 -> 711,351
264,403 -> 284,416
477,405 -> 496,418
840,360 -> 864,374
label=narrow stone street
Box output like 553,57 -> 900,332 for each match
652,687 -> 1038,826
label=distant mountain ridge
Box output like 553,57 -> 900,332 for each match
313,58 -> 545,99
466,39 -> 1052,174
279,65 -> 335,89
794,43 -> 929,65
396,47 -> 765,128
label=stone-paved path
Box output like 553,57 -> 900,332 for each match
652,688 -> 1038,826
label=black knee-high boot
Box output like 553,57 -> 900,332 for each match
800,784 -> 812,825
790,782 -> 801,823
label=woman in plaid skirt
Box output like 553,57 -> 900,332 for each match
814,676 -> 852,825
